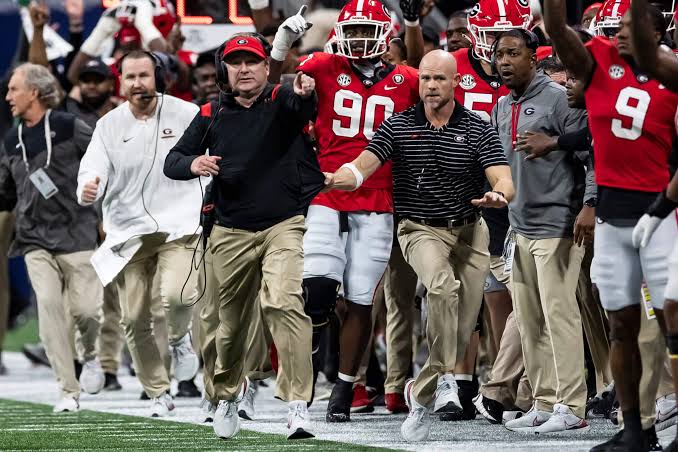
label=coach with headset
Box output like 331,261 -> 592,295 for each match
164,32 -> 323,440
76,50 -> 203,417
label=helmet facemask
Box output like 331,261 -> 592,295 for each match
335,20 -> 391,59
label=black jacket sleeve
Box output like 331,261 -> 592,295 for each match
276,85 -> 317,124
0,144 -> 17,212
557,126 -> 591,153
164,111 -> 208,180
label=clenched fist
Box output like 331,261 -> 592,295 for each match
81,176 -> 100,205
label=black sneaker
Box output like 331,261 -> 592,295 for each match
103,373 -> 122,391
472,393 -> 504,424
590,429 -> 648,452
326,380 -> 353,423
590,428 -> 623,451
440,379 -> 477,421
665,438 -> 678,452
176,380 -> 201,398
587,385 -> 616,419
22,343 -> 50,367
644,426 -> 662,452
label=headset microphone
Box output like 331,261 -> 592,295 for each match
140,92 -> 164,99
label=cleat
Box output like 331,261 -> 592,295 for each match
326,380 -> 353,422
171,333 -> 199,382
79,358 -> 105,394
287,400 -> 314,439
401,379 -> 431,442
150,393 -> 176,418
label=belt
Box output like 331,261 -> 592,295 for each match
406,213 -> 478,229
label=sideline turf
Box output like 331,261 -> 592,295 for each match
0,398 -> 393,451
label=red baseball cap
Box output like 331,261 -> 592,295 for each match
222,36 -> 267,61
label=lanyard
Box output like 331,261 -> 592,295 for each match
510,103 -> 522,148
18,109 -> 52,172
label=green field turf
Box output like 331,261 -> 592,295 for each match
0,398 -> 393,451
3,316 -> 38,353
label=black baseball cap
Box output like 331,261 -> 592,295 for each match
78,58 -> 113,80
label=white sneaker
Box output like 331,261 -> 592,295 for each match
199,398 -> 216,423
53,397 -> 79,413
534,403 -> 590,434
214,400 -> 241,438
150,393 -> 176,418
213,378 -> 248,439
505,405 -> 551,432
287,400 -> 314,439
401,379 -> 432,442
238,380 -> 256,420
433,374 -> 462,414
79,358 -> 105,394
656,393 -> 678,437
503,410 -> 525,424
171,333 -> 199,382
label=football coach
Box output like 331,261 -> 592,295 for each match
163,33 -> 324,440
323,49 -> 514,442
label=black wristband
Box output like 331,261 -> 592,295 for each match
492,190 -> 505,199
647,189 -> 678,219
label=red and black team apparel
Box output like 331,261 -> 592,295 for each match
452,47 -> 508,122
585,36 -> 678,220
298,52 -> 419,213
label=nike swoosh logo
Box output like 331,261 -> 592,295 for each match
384,86 -> 397,90
123,137 -> 133,143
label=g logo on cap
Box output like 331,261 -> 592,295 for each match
237,39 -> 248,45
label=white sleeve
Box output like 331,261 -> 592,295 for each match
77,124 -> 111,205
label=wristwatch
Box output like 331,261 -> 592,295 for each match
492,191 -> 505,199
584,198 -> 597,208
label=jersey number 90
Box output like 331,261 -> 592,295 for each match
332,90 -> 395,140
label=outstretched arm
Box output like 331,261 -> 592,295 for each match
543,0 -> 595,83
630,0 -> 678,91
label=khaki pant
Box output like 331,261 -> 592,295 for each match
0,212 -> 13,352
150,270 -> 171,375
397,218 -> 489,406
383,243 -> 419,394
116,234 -> 198,398
511,234 -> 587,417
198,237 -> 275,403
481,311 -> 533,411
618,311 -> 673,429
480,255 -> 533,411
25,249 -> 102,399
577,245 -> 612,393
99,284 -> 124,374
636,312 -> 672,429
211,216 -> 312,402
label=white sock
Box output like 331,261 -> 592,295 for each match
455,374 -> 473,381
338,372 -> 356,383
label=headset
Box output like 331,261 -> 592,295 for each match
214,32 -> 272,86
118,50 -> 169,94
489,28 -> 540,75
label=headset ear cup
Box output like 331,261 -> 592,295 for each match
214,43 -> 228,85
150,52 -> 166,93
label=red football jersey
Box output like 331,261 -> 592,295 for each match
452,48 -> 509,122
298,52 -> 419,213
585,37 -> 678,192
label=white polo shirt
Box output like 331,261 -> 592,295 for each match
77,94 -> 202,286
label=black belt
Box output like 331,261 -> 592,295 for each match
406,213 -> 478,228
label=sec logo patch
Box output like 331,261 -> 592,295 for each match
392,74 -> 404,84
460,74 -> 477,90
609,65 -> 625,80
337,73 -> 352,87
